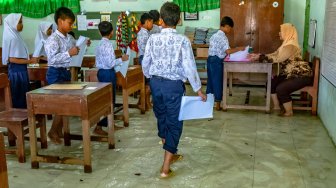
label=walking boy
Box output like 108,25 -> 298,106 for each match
142,2 -> 206,178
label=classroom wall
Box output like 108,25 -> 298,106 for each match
308,0 -> 336,144
1,0 -> 304,53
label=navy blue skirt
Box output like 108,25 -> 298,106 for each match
8,63 -> 30,109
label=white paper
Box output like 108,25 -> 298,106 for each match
33,40 -> 44,57
85,87 -> 97,90
87,19 -> 100,29
229,46 -> 249,61
70,36 -> 87,67
77,15 -> 87,31
178,94 -> 214,121
115,47 -> 134,77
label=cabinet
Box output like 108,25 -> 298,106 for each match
220,0 -> 284,54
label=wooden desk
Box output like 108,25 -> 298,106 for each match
28,64 -> 48,86
0,132 -> 9,188
27,82 -> 115,173
85,65 -> 145,127
222,62 -> 272,113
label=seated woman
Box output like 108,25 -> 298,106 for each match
250,23 -> 313,116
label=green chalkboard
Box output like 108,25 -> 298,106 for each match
72,12 -> 144,40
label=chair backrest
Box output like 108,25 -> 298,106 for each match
311,57 -> 320,88
0,73 -> 12,110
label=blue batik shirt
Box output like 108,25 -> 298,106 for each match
142,28 -> 202,92
95,38 -> 122,69
208,30 -> 230,59
137,27 -> 150,56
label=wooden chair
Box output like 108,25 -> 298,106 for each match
0,73 -> 47,163
293,57 -> 320,115
0,132 -> 9,188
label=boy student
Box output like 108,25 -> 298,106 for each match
149,10 -> 162,34
142,2 -> 207,178
137,13 -> 154,110
93,21 -> 129,135
206,16 -> 246,110
44,7 -> 90,144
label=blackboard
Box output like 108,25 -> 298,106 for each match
72,11 -> 144,40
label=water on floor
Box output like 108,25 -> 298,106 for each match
2,86 -> 336,188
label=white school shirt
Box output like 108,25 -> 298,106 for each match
149,24 -> 162,35
34,22 -> 53,57
142,28 -> 202,92
45,30 -> 76,68
137,27 -> 150,56
1,13 -> 29,65
95,38 -> 122,69
208,30 -> 230,59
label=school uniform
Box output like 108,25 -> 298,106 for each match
206,30 -> 230,102
34,22 -> 53,57
44,30 -> 76,84
2,13 -> 30,109
149,24 -> 162,35
142,28 -> 202,154
95,37 -> 123,127
137,27 -> 150,65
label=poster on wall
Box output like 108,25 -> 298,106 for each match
87,19 -> 100,29
77,15 -> 87,31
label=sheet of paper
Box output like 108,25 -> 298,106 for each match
228,46 -> 249,61
87,19 -> 100,29
77,15 -> 87,31
178,94 -> 214,121
70,36 -> 87,67
32,40 -> 44,57
115,47 -> 132,77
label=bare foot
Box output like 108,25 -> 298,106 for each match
48,132 -> 62,144
93,126 -> 108,136
171,154 -> 183,164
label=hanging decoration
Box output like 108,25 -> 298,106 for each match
116,12 -> 129,52
128,13 -> 140,52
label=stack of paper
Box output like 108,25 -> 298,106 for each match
227,46 -> 250,61
69,36 -> 88,67
178,94 -> 214,121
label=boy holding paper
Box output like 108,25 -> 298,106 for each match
206,16 -> 245,110
142,2 -> 206,178
44,7 -> 90,143
93,21 -> 128,135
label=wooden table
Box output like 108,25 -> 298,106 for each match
27,82 -> 115,173
222,62 -> 272,113
85,65 -> 145,127
28,64 -> 48,86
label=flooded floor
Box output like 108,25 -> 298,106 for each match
2,86 -> 336,188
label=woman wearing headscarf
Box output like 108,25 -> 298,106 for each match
250,23 -> 312,116
1,13 -> 39,108
34,21 -> 53,57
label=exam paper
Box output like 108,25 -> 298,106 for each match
70,36 -> 87,67
115,47 -> 135,77
228,46 -> 249,61
178,94 -> 214,121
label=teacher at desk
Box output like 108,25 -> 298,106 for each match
249,23 -> 313,117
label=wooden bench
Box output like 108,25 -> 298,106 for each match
0,73 -> 47,163
293,57 -> 320,115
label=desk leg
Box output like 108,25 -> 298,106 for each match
70,67 -> 79,81
266,70 -> 272,113
223,69 -> 228,111
63,116 -> 71,146
82,119 -> 92,173
229,73 -> 233,96
108,106 -> 115,149
122,89 -> 129,127
29,115 -> 39,169
140,83 -> 146,114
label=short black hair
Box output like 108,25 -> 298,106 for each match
98,21 -> 113,36
220,16 -> 234,27
54,7 -> 75,24
160,2 -> 181,27
149,10 -> 160,23
140,13 -> 153,25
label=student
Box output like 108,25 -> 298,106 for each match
137,13 -> 153,65
2,13 -> 39,109
137,13 -> 154,110
142,2 -> 206,178
206,16 -> 245,110
149,10 -> 162,34
44,7 -> 80,144
34,21 -> 53,57
94,21 -> 129,135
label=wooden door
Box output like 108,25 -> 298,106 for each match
220,0 -> 284,54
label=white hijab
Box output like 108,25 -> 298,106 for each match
34,22 -> 53,49
1,13 -> 29,65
